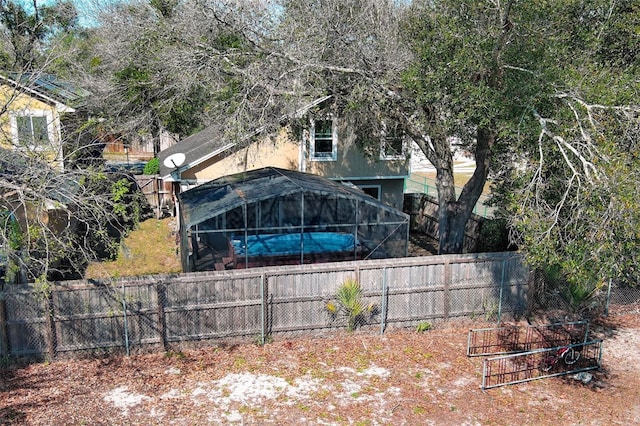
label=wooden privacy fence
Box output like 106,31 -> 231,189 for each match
403,193 -> 486,252
133,175 -> 172,219
0,252 -> 529,359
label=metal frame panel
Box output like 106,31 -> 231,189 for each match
467,321 -> 589,357
481,339 -> 603,389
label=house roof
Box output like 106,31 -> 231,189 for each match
158,95 -> 332,180
179,166 -> 408,229
158,122 -> 234,181
0,72 -> 89,112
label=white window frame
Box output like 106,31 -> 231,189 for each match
10,109 -> 56,151
380,122 -> 406,160
310,117 -> 337,161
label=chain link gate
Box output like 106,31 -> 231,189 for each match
467,321 -> 590,357
467,321 -> 603,389
482,340 -> 603,389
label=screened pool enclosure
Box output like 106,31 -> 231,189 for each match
178,167 -> 409,271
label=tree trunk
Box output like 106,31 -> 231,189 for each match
434,148 -> 458,254
436,127 -> 495,254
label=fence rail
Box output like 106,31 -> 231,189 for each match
0,252 -> 529,359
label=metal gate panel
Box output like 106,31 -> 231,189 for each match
467,321 -> 589,356
481,339 -> 603,389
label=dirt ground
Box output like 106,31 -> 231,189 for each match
1,312 -> 639,426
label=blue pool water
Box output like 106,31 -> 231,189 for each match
231,232 -> 357,257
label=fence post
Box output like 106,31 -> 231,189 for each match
443,260 -> 451,320
260,274 -> 267,345
156,282 -> 168,351
442,260 -> 451,321
155,176 -> 161,219
121,283 -> 130,356
497,258 -> 506,323
44,289 -> 56,361
605,278 -> 612,316
380,268 -> 388,335
0,295 -> 8,357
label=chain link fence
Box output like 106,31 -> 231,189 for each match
0,253 -> 529,360
529,269 -> 640,320
1,253 -> 638,361
604,282 -> 640,315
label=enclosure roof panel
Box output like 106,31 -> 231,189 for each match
179,167 -> 408,228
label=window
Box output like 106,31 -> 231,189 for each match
359,185 -> 381,200
14,113 -> 52,148
381,123 -> 404,160
311,119 -> 337,160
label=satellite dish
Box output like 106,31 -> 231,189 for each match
163,152 -> 186,169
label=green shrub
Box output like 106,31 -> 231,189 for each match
477,218 -> 513,252
143,157 -> 160,175
416,322 -> 432,332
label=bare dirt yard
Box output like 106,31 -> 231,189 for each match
1,312 -> 639,426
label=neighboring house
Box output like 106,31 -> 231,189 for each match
0,72 -> 87,170
159,96 -> 410,213
1,73 -> 87,282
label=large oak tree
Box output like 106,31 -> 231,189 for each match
82,0 -> 638,294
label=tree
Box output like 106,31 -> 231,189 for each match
0,145 -> 149,284
397,0 -> 521,254
0,0 -> 80,71
486,0 -> 640,294
80,0 -> 215,155
79,0 -> 638,276
81,0 -> 413,149
0,3 -> 149,284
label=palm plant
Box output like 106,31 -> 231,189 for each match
325,278 -> 378,331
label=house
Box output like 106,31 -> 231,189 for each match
0,72 -> 87,170
0,73 -> 88,282
158,96 -> 410,214
102,128 -> 178,173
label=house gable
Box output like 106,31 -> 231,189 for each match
159,96 -> 410,209
182,130 -> 300,182
158,96 -> 333,181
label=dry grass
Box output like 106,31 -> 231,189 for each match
83,216 -> 437,280
84,218 -> 182,280
2,314 -> 639,425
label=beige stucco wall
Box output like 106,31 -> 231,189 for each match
183,132 -> 300,181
